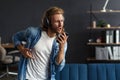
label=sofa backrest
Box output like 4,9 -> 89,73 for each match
56,64 -> 87,80
88,63 -> 120,80
56,63 -> 120,80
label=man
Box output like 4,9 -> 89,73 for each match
12,6 -> 68,80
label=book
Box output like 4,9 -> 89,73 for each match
109,30 -> 114,43
115,30 -> 120,43
106,30 -> 114,43
106,46 -> 113,59
95,47 -> 109,60
106,30 -> 110,43
113,46 -> 119,60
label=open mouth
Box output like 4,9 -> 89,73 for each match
57,28 -> 62,32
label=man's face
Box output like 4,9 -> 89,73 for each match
50,14 -> 64,34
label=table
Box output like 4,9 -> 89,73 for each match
1,43 -> 14,48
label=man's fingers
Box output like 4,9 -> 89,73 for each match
26,51 -> 34,59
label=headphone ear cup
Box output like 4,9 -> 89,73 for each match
44,17 -> 49,27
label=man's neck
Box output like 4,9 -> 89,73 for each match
46,30 -> 56,38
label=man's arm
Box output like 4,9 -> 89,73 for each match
56,32 -> 68,64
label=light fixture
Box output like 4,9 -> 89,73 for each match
100,0 -> 112,12
100,0 -> 120,12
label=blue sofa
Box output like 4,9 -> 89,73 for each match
56,63 -> 120,80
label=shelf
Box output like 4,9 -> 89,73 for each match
87,10 -> 120,13
87,42 -> 120,46
87,27 -> 120,30
87,58 -> 120,63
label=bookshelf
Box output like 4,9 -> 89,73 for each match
87,9 -> 120,62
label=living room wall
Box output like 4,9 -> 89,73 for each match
0,0 -> 120,63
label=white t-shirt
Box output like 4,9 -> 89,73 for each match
26,31 -> 56,80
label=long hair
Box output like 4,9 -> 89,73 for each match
41,6 -> 64,31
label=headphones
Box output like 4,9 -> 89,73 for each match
43,17 -> 50,27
